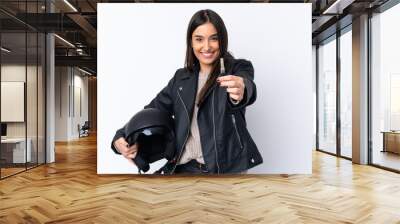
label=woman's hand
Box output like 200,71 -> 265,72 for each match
217,75 -> 245,102
114,137 -> 139,164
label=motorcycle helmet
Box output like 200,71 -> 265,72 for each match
124,108 -> 175,173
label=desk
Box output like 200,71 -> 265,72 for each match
1,138 -> 32,163
381,131 -> 400,154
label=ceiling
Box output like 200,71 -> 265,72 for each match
0,0 -> 393,75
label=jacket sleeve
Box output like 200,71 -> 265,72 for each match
227,59 -> 257,110
111,70 -> 178,155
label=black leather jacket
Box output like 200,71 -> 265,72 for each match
112,58 -> 263,174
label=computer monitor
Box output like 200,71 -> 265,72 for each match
1,123 -> 7,138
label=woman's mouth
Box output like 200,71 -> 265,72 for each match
201,51 -> 215,59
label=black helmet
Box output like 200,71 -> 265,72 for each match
124,108 -> 175,173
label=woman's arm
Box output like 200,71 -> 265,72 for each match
219,59 -> 257,110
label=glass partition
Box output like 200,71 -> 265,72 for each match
1,31 -> 28,177
0,1 -> 46,179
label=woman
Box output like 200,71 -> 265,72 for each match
111,9 -> 263,174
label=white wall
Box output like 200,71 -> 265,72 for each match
55,67 -> 89,141
55,67 -> 68,141
312,45 -> 317,150
98,3 -> 313,174
72,72 -> 89,138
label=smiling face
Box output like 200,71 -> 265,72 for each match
191,22 -> 220,72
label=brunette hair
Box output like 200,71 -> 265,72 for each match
185,9 -> 233,106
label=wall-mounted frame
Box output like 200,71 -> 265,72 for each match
1,81 -> 25,122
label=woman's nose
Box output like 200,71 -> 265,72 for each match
203,40 -> 210,50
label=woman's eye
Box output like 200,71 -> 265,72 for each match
195,38 -> 202,42
210,37 -> 218,41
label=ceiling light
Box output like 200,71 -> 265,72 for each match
63,0 -> 78,12
322,0 -> 355,15
54,34 -> 75,48
78,67 -> 92,76
1,47 -> 11,53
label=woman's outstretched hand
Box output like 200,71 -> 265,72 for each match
217,75 -> 245,102
114,137 -> 139,165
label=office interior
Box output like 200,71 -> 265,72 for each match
0,0 -> 97,179
0,0 -> 400,222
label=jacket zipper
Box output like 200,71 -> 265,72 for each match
212,90 -> 220,174
231,114 -> 243,149
170,88 -> 191,174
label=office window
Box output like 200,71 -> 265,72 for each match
318,36 -> 337,155
371,3 -> 400,171
340,29 -> 352,158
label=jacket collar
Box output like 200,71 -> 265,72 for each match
179,64 -> 200,80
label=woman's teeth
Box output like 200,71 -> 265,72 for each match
202,52 -> 213,58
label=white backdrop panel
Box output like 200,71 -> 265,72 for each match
98,3 -> 312,174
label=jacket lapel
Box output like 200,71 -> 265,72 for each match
178,69 -> 198,119
200,82 -> 218,108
